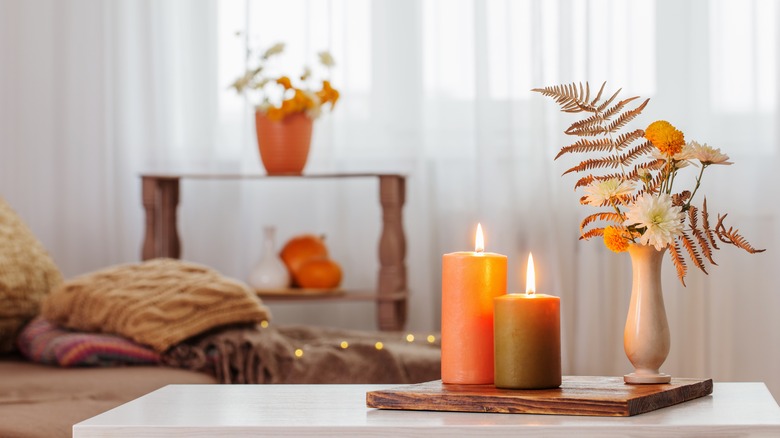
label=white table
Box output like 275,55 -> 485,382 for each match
73,383 -> 780,437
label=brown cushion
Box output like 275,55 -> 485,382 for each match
0,197 -> 63,353
42,258 -> 271,352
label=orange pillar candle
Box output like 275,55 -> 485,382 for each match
494,253 -> 561,389
442,223 -> 508,384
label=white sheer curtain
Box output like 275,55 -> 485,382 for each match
1,0 -> 778,396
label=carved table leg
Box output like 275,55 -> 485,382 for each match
378,175 -> 407,331
141,176 -> 181,260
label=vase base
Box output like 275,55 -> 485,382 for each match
624,372 -> 671,384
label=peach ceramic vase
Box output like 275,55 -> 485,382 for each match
255,111 -> 313,175
623,243 -> 672,384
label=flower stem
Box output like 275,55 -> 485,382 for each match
660,159 -> 673,194
685,164 -> 708,209
667,164 -> 678,195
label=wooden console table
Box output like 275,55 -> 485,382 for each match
140,173 -> 407,331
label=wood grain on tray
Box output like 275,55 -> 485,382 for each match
366,376 -> 713,417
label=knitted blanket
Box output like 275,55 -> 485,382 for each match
38,258 -> 440,384
42,259 -> 271,352
162,324 -> 441,384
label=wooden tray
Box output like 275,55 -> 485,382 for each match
366,376 -> 713,417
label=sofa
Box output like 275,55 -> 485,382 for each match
0,197 -> 440,438
0,356 -> 217,437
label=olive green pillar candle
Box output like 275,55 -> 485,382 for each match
494,293 -> 561,389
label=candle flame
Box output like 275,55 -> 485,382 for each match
526,252 -> 535,295
475,223 -> 485,253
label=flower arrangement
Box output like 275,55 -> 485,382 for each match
230,42 -> 339,121
533,82 -> 764,285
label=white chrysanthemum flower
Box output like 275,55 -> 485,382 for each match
624,194 -> 685,250
652,144 -> 694,168
687,141 -> 733,165
318,51 -> 335,68
582,178 -> 635,206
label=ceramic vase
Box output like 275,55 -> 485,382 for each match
248,226 -> 290,290
255,111 -> 313,175
623,243 -> 672,384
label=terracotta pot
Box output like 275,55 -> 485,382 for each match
255,111 -> 313,175
623,243 -> 672,384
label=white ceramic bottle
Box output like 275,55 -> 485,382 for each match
248,225 -> 290,290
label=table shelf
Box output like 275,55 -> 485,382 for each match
255,288 -> 408,302
140,172 -> 408,331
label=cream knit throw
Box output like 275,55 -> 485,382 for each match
0,197 -> 63,353
42,258 -> 271,352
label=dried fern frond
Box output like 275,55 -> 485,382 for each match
532,82 -> 601,113
595,87 -> 622,112
564,143 -> 652,176
565,112 -> 608,136
672,191 -> 691,207
669,240 -> 688,287
613,129 -> 646,152
688,205 -> 717,265
573,160 -> 663,191
580,228 -> 605,241
617,143 -> 654,168
702,198 -> 720,250
554,137 -> 614,160
604,98 -> 650,133
563,156 -> 621,176
680,232 -> 707,274
574,175 -> 596,190
580,211 -> 623,234
565,125 -> 609,137
574,173 -> 625,190
642,158 -> 667,171
715,214 -> 766,254
599,96 -> 641,122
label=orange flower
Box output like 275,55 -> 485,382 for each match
317,80 -> 340,108
296,89 -> 316,109
645,120 -> 685,157
603,226 -> 630,253
266,106 -> 284,121
278,98 -> 300,118
276,76 -> 293,90
267,89 -> 317,121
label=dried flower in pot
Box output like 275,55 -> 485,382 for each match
231,42 -> 339,175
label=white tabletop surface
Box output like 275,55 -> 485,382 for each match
73,382 -> 780,437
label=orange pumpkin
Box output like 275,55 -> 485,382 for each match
296,257 -> 343,289
280,234 -> 329,286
